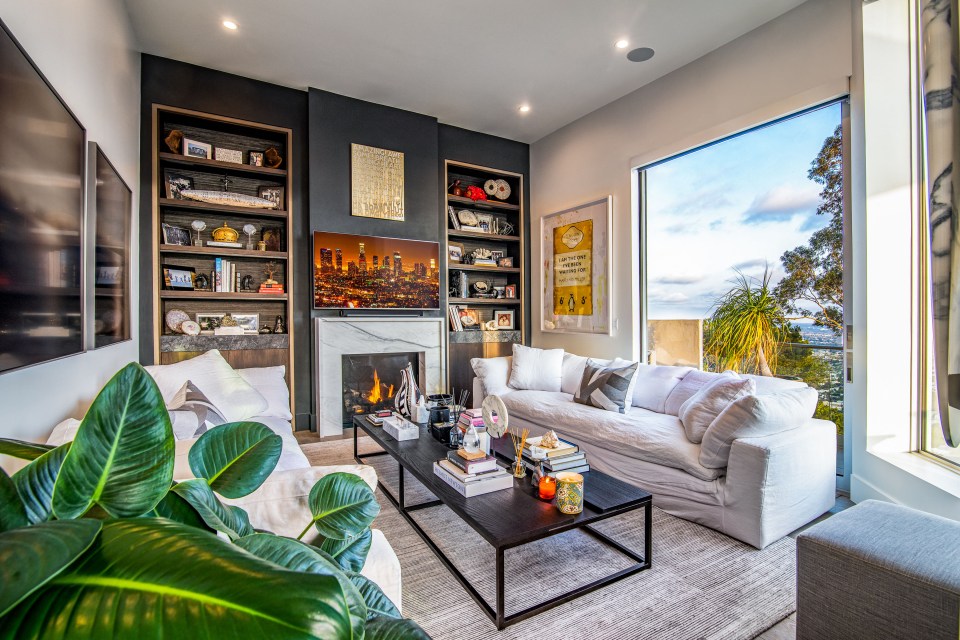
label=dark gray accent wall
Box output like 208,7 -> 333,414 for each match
138,55 -> 311,426
438,125 -> 531,339
138,57 -> 528,430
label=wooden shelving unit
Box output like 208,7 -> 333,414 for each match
151,105 -> 295,408
444,160 -> 525,391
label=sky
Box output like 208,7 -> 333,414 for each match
644,101 -> 842,321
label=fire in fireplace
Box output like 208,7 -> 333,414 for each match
341,352 -> 421,425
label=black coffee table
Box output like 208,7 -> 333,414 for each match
353,416 -> 652,629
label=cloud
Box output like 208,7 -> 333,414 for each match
742,183 -> 820,225
655,274 -> 705,285
650,291 -> 689,304
732,258 -> 770,271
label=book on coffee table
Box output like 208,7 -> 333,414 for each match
446,450 -> 499,474
433,462 -> 513,497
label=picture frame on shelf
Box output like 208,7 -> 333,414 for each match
448,242 -> 464,264
497,257 -> 514,268
96,266 -> 123,287
448,205 -> 460,230
490,250 -> 505,261
261,226 -> 283,252
505,284 -> 517,299
231,313 -> 260,335
162,265 -> 195,290
248,151 -> 264,166
494,309 -> 515,330
214,147 -> 243,164
161,222 -> 191,246
195,313 -> 225,334
458,307 -> 480,328
258,186 -> 285,209
182,138 -> 211,159
475,212 -> 494,233
164,172 -> 193,200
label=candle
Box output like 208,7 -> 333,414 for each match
555,472 -> 584,514
538,475 -> 557,500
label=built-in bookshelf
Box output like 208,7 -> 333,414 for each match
444,160 -> 525,391
150,105 -> 295,406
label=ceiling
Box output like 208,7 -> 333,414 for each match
123,0 -> 809,143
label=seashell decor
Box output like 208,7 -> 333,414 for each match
180,190 -> 278,209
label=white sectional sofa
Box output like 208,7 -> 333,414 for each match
472,350 -> 837,549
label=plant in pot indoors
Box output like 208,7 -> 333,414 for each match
0,362 -> 429,639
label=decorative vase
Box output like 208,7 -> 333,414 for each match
530,459 -> 544,488
394,363 -> 421,418
556,472 -> 584,514
462,423 -> 481,454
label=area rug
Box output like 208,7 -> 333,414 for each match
302,438 -> 795,640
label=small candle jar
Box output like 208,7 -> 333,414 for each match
555,472 -> 584,514
538,475 -> 557,500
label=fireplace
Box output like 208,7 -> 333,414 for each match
341,352 -> 421,426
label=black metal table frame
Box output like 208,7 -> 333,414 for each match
353,425 -> 652,630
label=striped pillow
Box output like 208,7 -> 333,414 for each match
574,359 -> 639,414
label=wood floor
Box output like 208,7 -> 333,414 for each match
295,429 -> 854,640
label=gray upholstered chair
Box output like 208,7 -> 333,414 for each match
796,499 -> 960,640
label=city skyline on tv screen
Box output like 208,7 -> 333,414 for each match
313,231 -> 440,309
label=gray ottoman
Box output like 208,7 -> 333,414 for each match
796,499 -> 960,640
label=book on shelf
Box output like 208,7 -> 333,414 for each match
207,241 -> 243,248
448,206 -> 461,230
459,225 -> 482,233
448,305 -> 464,331
445,450 -> 498,474
258,284 -> 285,294
524,436 -> 578,459
433,462 -> 513,497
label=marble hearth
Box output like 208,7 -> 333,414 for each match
314,317 -> 446,436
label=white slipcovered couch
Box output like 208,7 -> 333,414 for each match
472,350 -> 837,549
46,351 -> 402,609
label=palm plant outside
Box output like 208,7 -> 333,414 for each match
705,268 -> 784,377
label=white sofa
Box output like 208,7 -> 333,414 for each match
47,353 -> 402,610
472,351 -> 837,549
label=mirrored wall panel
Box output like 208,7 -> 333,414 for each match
93,147 -> 131,347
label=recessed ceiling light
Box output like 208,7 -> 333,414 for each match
222,20 -> 238,30
615,39 -> 629,49
627,47 -> 655,62
518,104 -> 531,113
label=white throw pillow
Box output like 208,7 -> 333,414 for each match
145,350 -> 268,423
508,344 -> 563,392
237,366 -> 293,420
699,386 -> 819,468
678,375 -> 755,444
560,353 -> 589,395
631,364 -> 694,414
471,356 -> 513,397
664,369 -> 730,416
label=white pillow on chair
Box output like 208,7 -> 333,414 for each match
237,366 -> 292,420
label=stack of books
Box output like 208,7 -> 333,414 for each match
458,407 -> 491,430
214,257 -> 240,292
258,283 -> 285,294
433,449 -> 512,497
522,435 -> 589,476
447,305 -> 465,331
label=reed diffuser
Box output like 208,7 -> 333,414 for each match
509,426 -> 529,478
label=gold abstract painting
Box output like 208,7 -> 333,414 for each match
351,143 -> 404,221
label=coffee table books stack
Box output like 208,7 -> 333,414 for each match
522,435 -> 590,476
433,449 -> 513,497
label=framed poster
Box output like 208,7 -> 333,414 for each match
541,196 -> 611,334
351,143 -> 404,221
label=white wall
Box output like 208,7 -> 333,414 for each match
0,0 -> 140,467
530,0 -> 852,360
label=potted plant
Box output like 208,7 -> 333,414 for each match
0,362 -> 429,639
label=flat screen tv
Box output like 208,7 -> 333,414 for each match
0,20 -> 86,373
313,231 -> 440,309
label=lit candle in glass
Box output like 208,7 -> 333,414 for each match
538,475 -> 557,500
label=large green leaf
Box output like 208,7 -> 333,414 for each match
235,534 -> 366,639
12,442 -> 71,524
1,519 -> 353,639
365,616 -> 432,640
171,479 -> 253,540
306,472 -> 380,540
148,488 -> 210,532
0,468 -> 27,533
0,519 -> 101,617
347,572 -> 400,620
0,439 -> 54,461
52,363 -> 174,519
188,421 -> 282,498
320,529 -> 373,573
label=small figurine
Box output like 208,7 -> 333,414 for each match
240,274 -> 254,291
273,315 -> 285,334
194,273 -> 210,290
164,129 -> 183,153
259,325 -> 273,334
263,261 -> 280,285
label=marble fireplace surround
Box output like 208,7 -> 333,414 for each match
314,317 -> 446,436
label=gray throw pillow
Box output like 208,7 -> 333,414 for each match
574,359 -> 639,414
173,381 -> 226,436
